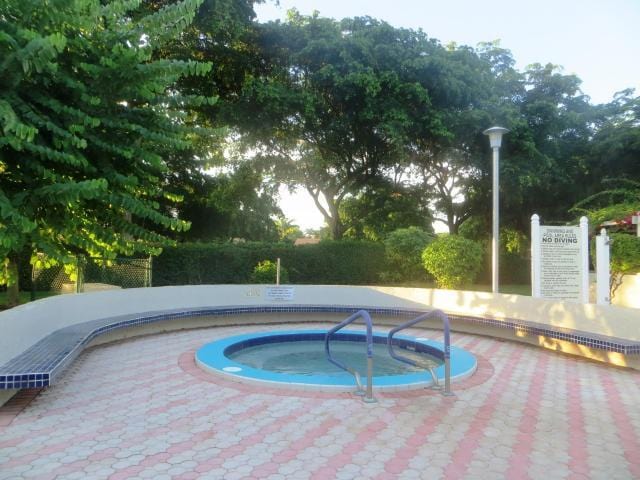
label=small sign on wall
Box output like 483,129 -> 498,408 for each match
265,286 -> 295,301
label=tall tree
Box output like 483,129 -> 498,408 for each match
227,13 -> 446,238
442,52 -> 602,235
138,0 -> 274,240
405,40 -> 542,234
0,0 -> 214,304
587,90 -> 640,186
498,63 -> 598,230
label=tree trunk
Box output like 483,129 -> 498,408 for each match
307,186 -> 346,240
327,198 -> 345,240
5,256 -> 20,307
446,207 -> 457,234
330,217 -> 345,240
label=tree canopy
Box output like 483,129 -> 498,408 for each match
225,14 -> 456,238
2,2 -> 639,296
220,12 -> 639,241
0,0 -> 215,300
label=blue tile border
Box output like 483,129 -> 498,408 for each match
1,304 -> 638,390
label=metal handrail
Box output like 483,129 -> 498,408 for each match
325,310 -> 376,403
387,309 -> 453,396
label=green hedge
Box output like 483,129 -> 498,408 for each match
153,240 -> 386,286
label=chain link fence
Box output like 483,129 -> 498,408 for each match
31,255 -> 152,296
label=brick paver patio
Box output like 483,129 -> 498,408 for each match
1,323 -> 639,479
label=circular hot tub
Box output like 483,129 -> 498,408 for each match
195,329 -> 477,391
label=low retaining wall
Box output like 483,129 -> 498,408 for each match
614,273 -> 640,309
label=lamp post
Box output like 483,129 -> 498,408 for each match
483,126 -> 509,294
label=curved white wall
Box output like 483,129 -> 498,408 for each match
2,285 -> 639,367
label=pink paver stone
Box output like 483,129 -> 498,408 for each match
0,322 -> 638,480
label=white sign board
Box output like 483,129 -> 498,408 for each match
538,226 -> 583,301
531,215 -> 589,303
265,286 -> 295,301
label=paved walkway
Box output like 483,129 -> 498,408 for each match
0,323 -> 639,480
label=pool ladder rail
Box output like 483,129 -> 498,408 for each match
387,310 -> 454,396
324,310 -> 377,403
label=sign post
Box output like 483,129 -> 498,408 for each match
579,216 -> 590,303
595,228 -> 611,305
531,214 -> 541,297
632,213 -> 640,237
531,215 -> 589,303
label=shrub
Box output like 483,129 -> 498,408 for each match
609,233 -> 640,298
383,227 -> 435,282
421,235 -> 484,289
251,260 -> 290,284
610,234 -> 640,273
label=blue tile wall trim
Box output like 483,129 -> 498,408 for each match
0,304 -> 638,390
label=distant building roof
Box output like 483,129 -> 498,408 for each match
294,237 -> 321,246
598,211 -> 640,233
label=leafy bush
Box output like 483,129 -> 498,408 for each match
251,260 -> 290,284
610,234 -> 640,273
153,240 -> 385,286
609,233 -> 640,298
421,235 -> 484,289
383,227 -> 435,282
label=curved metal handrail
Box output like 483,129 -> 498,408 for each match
387,309 -> 453,396
324,310 -> 375,402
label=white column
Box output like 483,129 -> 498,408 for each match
492,146 -> 500,293
579,216 -> 589,303
596,229 -> 610,305
276,258 -> 281,286
483,126 -> 508,294
531,214 -> 541,298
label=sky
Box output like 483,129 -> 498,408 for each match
254,0 -> 640,231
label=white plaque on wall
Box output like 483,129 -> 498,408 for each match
265,286 -> 295,301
